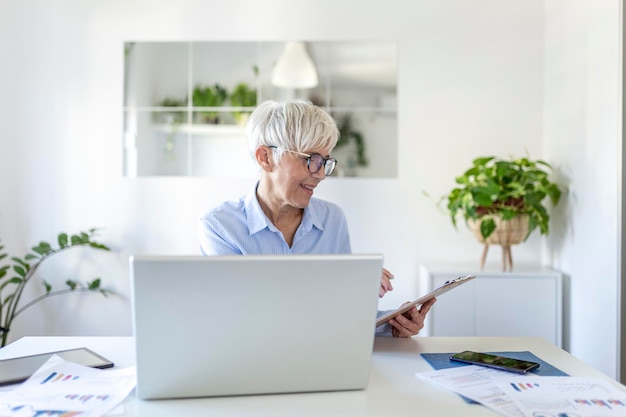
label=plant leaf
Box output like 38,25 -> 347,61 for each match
58,233 -> 69,248
89,242 -> 110,251
12,265 -> 26,277
11,257 -> 29,270
473,156 -> 495,166
3,293 -> 14,305
32,242 -> 53,256
88,278 -> 101,290
500,209 -> 518,221
0,276 -> 21,291
480,218 -> 496,239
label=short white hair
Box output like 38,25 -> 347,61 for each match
246,99 -> 339,161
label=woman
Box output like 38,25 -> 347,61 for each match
198,99 -> 434,337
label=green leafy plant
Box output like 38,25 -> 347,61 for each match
306,95 -> 368,170
335,113 -> 368,167
192,84 -> 227,123
444,155 -> 563,240
154,97 -> 187,125
0,228 -> 113,347
229,82 -> 257,124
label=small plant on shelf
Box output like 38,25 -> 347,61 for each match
229,82 -> 257,125
0,228 -> 113,347
154,97 -> 187,160
192,84 -> 227,124
154,97 -> 187,125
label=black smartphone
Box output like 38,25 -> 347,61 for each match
449,350 -> 540,374
0,347 -> 114,386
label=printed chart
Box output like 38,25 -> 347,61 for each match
0,355 -> 135,417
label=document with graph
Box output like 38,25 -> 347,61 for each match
0,354 -> 136,417
417,364 -> 626,417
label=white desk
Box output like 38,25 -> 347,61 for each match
0,336 -> 622,417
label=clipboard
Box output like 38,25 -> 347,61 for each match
375,274 -> 476,327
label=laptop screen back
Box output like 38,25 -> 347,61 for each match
130,254 -> 383,400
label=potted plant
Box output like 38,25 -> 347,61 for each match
154,97 -> 186,125
229,82 -> 257,125
335,113 -> 368,168
154,97 -> 187,160
192,83 -> 227,124
0,228 -> 113,346
444,155 -> 563,270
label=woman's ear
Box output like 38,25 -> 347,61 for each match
255,146 -> 273,172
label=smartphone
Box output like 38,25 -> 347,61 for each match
449,350 -> 540,374
0,347 -> 114,386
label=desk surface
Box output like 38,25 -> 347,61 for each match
0,336 -> 621,417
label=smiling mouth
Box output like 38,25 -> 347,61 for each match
301,184 -> 315,191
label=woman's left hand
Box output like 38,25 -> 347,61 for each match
380,268 -> 394,298
389,298 -> 437,338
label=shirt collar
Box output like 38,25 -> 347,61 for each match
244,184 -> 272,235
244,182 -> 325,235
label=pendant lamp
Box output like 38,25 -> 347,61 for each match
271,41 -> 318,89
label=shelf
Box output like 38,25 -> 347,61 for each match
155,124 -> 246,136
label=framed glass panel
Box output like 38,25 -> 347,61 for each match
123,41 -> 397,178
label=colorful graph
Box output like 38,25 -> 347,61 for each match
509,382 -> 540,392
10,407 -> 82,417
64,393 -> 110,404
40,372 -> 80,384
574,398 -> 626,409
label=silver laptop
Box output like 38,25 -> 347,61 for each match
129,254 -> 383,400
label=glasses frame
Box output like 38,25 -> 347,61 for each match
269,146 -> 337,176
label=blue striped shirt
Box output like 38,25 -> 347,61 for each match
198,185 -> 351,255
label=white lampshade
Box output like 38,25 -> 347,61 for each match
271,41 -> 318,89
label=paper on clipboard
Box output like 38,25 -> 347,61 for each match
376,274 -> 476,327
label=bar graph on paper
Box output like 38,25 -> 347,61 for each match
64,393 -> 111,403
40,372 -> 80,384
0,355 -> 136,417
509,382 -> 540,392
37,372 -> 118,407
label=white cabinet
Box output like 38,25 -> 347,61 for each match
419,264 -> 563,347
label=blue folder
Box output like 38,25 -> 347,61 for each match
420,351 -> 568,404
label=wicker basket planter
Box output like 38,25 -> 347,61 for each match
468,215 -> 530,271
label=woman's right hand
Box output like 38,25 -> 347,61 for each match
380,268 -> 394,298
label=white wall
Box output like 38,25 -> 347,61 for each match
0,0 -> 621,378
543,0 -> 622,378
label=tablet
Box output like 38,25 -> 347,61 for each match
376,274 -> 476,327
0,347 -> 114,386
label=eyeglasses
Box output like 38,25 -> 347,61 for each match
269,146 -> 337,176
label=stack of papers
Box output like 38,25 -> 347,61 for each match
0,355 -> 136,417
417,365 -> 626,417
